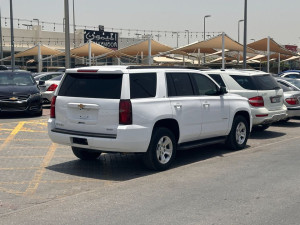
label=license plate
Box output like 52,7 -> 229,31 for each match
270,96 -> 280,103
72,137 -> 88,145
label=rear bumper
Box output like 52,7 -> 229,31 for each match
48,118 -> 152,153
287,106 -> 300,118
252,107 -> 288,125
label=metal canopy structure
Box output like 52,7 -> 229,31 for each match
166,33 -> 256,54
247,38 -> 296,55
70,41 -> 113,57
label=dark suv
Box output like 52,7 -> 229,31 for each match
0,71 -> 42,116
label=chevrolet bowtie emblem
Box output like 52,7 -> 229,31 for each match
78,104 -> 85,109
9,97 -> 18,101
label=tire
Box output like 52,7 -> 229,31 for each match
28,108 -> 43,117
72,147 -> 101,160
143,127 -> 177,171
226,115 -> 249,150
253,124 -> 270,132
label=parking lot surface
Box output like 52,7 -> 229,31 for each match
0,114 -> 300,224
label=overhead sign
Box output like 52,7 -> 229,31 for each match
84,29 -> 118,50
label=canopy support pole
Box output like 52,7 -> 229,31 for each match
222,32 -> 225,69
267,36 -> 270,73
141,51 -> 143,64
198,48 -> 201,66
278,53 -> 281,74
38,42 -> 42,73
88,40 -> 92,66
148,36 -> 152,65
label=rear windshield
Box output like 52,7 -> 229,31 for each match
0,73 -> 35,86
230,74 -> 280,90
58,73 -> 123,99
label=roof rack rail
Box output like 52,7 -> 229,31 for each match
126,66 -> 198,70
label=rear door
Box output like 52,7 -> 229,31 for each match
55,72 -> 123,136
166,72 -> 202,143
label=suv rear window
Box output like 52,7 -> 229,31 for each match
58,73 -> 123,99
130,73 -> 156,98
230,74 -> 279,90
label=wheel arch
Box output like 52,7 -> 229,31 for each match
234,110 -> 251,129
152,118 -> 180,143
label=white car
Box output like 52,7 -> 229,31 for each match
279,72 -> 300,79
202,69 -> 287,131
39,74 -> 63,104
48,66 -> 252,170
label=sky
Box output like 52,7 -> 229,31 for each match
1,0 -> 300,47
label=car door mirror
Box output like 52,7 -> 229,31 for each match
218,86 -> 228,95
39,80 -> 45,85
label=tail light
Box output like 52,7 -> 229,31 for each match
50,96 -> 57,118
47,84 -> 58,91
249,96 -> 264,107
285,97 -> 299,105
119,100 -> 132,125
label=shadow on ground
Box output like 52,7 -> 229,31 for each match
47,144 -> 233,182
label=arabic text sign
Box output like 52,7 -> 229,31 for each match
84,30 -> 118,50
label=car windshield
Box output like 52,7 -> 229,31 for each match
287,79 -> 300,88
0,73 -> 35,86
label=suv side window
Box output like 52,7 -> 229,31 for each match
208,74 -> 226,87
130,73 -> 157,99
190,73 -> 219,95
166,73 -> 194,97
230,75 -> 257,90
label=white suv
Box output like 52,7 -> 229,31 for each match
48,66 -> 252,170
202,69 -> 287,130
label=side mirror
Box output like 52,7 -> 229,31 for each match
219,86 -> 228,95
38,80 -> 45,85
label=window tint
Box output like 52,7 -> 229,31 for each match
285,73 -> 300,78
58,73 -> 123,99
208,74 -> 226,87
253,74 -> 280,90
230,75 -> 257,90
190,73 -> 219,95
277,82 -> 293,92
166,73 -> 194,96
130,73 -> 156,99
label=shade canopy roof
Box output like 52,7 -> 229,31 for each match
70,41 -> 113,57
247,38 -> 296,55
14,44 -> 63,58
104,39 -> 188,58
167,33 -> 256,54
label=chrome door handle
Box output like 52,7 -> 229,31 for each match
203,103 -> 210,108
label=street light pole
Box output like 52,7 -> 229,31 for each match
172,32 -> 179,48
64,0 -> 71,69
237,19 -> 244,65
73,0 -> 76,47
203,15 -> 211,64
10,0 -> 15,71
238,19 -> 244,43
0,8 -> 3,65
243,0 -> 247,69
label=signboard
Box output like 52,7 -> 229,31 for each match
84,29 -> 118,50
285,45 -> 298,52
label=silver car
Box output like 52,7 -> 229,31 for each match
39,74 -> 63,104
276,78 -> 300,118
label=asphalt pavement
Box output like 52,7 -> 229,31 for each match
0,113 -> 299,225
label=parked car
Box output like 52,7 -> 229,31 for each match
0,71 -> 42,116
0,65 -> 21,70
201,69 -> 287,131
48,66 -> 252,171
34,72 -> 63,83
276,78 -> 300,91
276,80 -> 300,119
39,74 -> 63,104
279,71 -> 300,79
